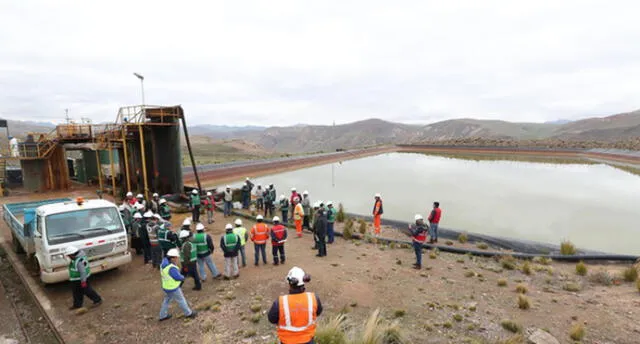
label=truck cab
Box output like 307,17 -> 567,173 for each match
4,197 -> 132,284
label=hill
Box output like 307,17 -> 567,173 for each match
0,120 -> 55,140
551,110 -> 640,141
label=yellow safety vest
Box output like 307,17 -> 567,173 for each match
233,226 -> 247,246
161,263 -> 181,291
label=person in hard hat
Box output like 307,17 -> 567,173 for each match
233,219 -> 249,268
268,267 -> 322,344
150,193 -> 161,214
265,184 -> 276,217
242,177 -> 254,209
301,191 -> 311,230
310,202 -> 320,250
250,215 -> 269,266
65,246 -> 102,310
313,203 -> 328,257
203,191 -> 215,224
159,248 -> 197,321
125,191 -> 136,206
136,194 -> 147,211
140,211 -> 153,264
255,184 -> 264,211
270,216 -> 288,265
193,223 -> 221,281
148,213 -> 164,268
220,224 -> 241,279
9,136 -> 19,157
131,212 -> 143,255
189,189 -> 201,223
408,214 -> 429,269
158,198 -> 171,221
427,201 -> 442,244
289,187 -> 300,221
326,201 -> 337,244
372,193 -> 383,236
157,215 -> 179,256
179,230 -> 201,290
181,217 -> 192,234
223,186 -> 233,217
119,204 -> 133,236
279,195 -> 290,224
293,197 -> 304,238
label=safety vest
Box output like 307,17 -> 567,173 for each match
271,224 -> 286,244
204,196 -> 215,210
413,226 -> 427,243
277,292 -> 318,344
251,223 -> 269,244
157,226 -> 171,246
429,208 -> 442,224
233,226 -> 247,246
180,242 -> 197,262
161,263 -> 181,291
373,199 -> 383,216
193,232 -> 210,254
68,256 -> 91,281
159,204 -> 171,219
327,207 -> 336,223
148,224 -> 159,245
223,232 -> 238,249
190,194 -> 201,207
294,203 -> 304,221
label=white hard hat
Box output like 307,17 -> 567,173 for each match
414,214 -> 423,221
257,184 -> 261,187
133,213 -> 142,219
206,191 -> 212,196
280,195 -> 285,200
313,202 -> 320,208
153,214 -> 163,221
226,185 -> 231,189
318,200 -> 324,205
225,223 -> 233,230
167,248 -> 180,257
375,193 -> 381,198
246,177 -> 250,180
143,210 -> 153,218
326,201 -> 333,206
303,190 -> 308,195
182,218 -> 192,226
256,215 -> 263,220
153,193 -> 159,198
234,218 -> 243,226
192,189 -> 198,194
136,194 -> 144,198
291,187 -> 296,191
159,198 -> 167,204
135,203 -> 145,210
65,246 -> 79,256
196,223 -> 205,231
273,216 -> 280,222
126,192 -> 133,197
118,205 -> 125,211
286,266 -> 306,287
179,230 -> 190,239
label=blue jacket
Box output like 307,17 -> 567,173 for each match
160,257 -> 185,292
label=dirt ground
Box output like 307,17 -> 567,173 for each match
1,189 -> 640,344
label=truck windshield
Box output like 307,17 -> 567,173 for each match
46,207 -> 124,245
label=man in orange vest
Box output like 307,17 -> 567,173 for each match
270,216 -> 288,265
408,214 -> 429,270
372,193 -> 383,236
268,267 -> 323,344
250,215 -> 269,266
293,197 -> 304,238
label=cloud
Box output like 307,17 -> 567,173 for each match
1,0 -> 640,126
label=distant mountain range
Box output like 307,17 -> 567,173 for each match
4,110 -> 640,153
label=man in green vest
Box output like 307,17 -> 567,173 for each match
233,218 -> 249,268
159,248 -> 197,321
326,201 -> 336,244
189,189 -> 201,223
158,198 -> 171,221
179,230 -> 201,290
65,246 -> 102,310
220,224 -> 241,279
193,223 -> 221,281
157,218 -> 179,256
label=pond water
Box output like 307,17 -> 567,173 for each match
225,152 -> 640,255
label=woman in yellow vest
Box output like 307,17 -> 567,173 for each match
159,248 -> 197,321
268,267 -> 323,344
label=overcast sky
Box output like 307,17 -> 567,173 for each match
1,1 -> 640,126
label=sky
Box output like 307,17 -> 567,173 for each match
1,0 -> 640,127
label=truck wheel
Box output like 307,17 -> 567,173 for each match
12,233 -> 25,254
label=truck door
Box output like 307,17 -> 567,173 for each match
33,215 -> 44,258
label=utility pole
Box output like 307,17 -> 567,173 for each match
133,73 -> 145,109
65,109 -> 70,123
332,120 -> 335,187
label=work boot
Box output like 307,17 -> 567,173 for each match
273,261 -> 279,266
413,265 -> 421,270
159,314 -> 173,321
186,311 -> 198,319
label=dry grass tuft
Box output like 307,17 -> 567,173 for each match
622,266 -> 638,282
500,319 -> 522,333
563,282 -> 581,292
476,242 -> 489,250
497,278 -> 508,287
393,309 -> 406,318
315,313 -> 347,344
560,240 -> 576,255
515,284 -> 528,294
358,219 -> 368,235
500,255 -> 517,270
569,323 -> 585,341
458,232 -> 469,243
575,261 -> 588,276
336,203 -> 346,223
343,218 -> 354,239
521,261 -> 532,275
533,256 -> 553,265
517,294 -> 531,310
589,270 -> 613,286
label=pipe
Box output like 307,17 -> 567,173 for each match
94,149 -> 103,192
108,141 -> 116,197
138,125 -> 149,200
121,126 -> 131,192
179,109 -> 202,193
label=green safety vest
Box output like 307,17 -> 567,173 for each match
327,208 -> 336,223
180,241 -> 197,262
159,204 -> 171,219
193,232 -> 209,254
190,194 -> 201,207
223,232 -> 238,250
68,256 -> 91,281
157,226 -> 176,250
233,227 -> 247,246
161,263 -> 181,290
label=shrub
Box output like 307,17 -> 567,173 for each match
517,295 -> 531,310
521,261 -> 532,275
569,323 -> 585,341
358,219 -> 367,235
636,278 -> 640,292
576,261 -> 587,276
623,266 -> 638,282
497,278 -> 508,287
515,284 -> 528,294
500,319 -> 522,333
336,203 -> 345,223
453,314 -> 463,322
501,256 -> 517,270
393,309 -> 406,318
250,304 -> 261,313
534,256 -> 553,265
458,232 -> 468,243
563,282 -> 581,292
589,270 -> 613,286
560,240 -> 576,255
359,309 -> 384,344
382,323 -> 408,344
500,334 -> 525,344
464,271 -> 475,278
429,251 -> 437,259
315,314 -> 347,344
250,314 -> 261,323
445,240 -> 454,246
442,322 -> 453,329
476,242 -> 489,250
343,218 -> 354,240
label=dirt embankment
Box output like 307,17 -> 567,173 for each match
413,137 -> 640,151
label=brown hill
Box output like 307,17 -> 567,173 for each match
551,110 -> 640,141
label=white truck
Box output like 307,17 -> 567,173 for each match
3,197 -> 132,284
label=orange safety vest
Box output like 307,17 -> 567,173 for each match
293,203 -> 304,221
251,223 -> 269,244
277,292 -> 317,344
